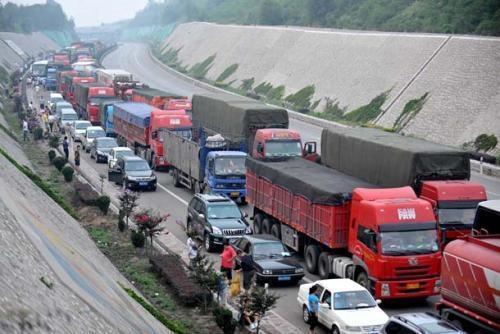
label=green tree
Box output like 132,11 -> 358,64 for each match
474,134 -> 498,153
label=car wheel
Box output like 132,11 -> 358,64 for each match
318,252 -> 332,279
204,233 -> 214,252
356,271 -> 369,290
305,245 -> 320,274
302,305 -> 310,324
151,184 -> 157,191
330,325 -> 340,334
270,222 -> 281,239
261,217 -> 273,235
253,213 -> 263,234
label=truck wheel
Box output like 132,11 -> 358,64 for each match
305,245 -> 320,274
172,169 -> 181,187
270,222 -> 281,239
262,218 -> 273,235
254,214 -> 263,234
356,271 -> 369,290
204,233 -> 214,253
318,252 -> 332,279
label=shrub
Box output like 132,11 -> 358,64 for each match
216,63 -> 238,83
96,195 -> 110,215
239,77 -> 255,91
49,134 -> 60,148
131,230 -> 146,248
284,84 -> 316,110
213,306 -> 237,334
61,165 -> 74,182
33,127 -> 44,140
48,149 -> 56,162
189,54 -> 216,79
150,254 -> 209,306
52,156 -> 67,171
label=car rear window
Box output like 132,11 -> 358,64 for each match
420,322 -> 458,334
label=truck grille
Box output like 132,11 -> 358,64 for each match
222,229 -> 245,236
225,183 -> 244,189
395,265 -> 431,278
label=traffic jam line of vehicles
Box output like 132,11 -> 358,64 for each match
28,41 -> 499,334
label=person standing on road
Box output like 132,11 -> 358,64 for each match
22,119 -> 29,141
74,145 -> 81,169
48,114 -> 56,133
63,136 -> 69,160
187,237 -> 198,268
239,250 -> 254,292
307,285 -> 320,334
220,239 -> 236,280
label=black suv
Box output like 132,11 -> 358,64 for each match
382,313 -> 465,334
108,156 -> 157,191
187,194 -> 252,252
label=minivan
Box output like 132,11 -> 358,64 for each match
59,108 -> 78,131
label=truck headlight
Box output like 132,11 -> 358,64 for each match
262,269 -> 272,275
434,279 -> 441,294
295,268 -> 304,273
381,283 -> 390,297
344,325 -> 362,332
212,226 -> 222,235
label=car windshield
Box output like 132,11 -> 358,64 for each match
253,242 -> 288,258
334,290 -> 376,310
380,229 -> 439,255
438,208 -> 476,225
62,113 -> 77,120
76,122 -> 91,129
87,129 -> 105,138
420,321 -> 460,334
125,161 -> 150,171
265,140 -> 302,157
97,139 -> 117,148
207,204 -> 241,219
116,150 -> 134,158
214,157 -> 246,176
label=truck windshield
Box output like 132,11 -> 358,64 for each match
207,205 -> 241,219
333,290 -> 376,310
125,161 -> 150,171
438,208 -> 476,226
380,229 -> 439,255
265,140 -> 302,157
214,157 -> 246,176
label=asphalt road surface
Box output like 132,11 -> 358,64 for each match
100,43 -> 500,333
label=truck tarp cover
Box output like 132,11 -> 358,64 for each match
134,88 -> 183,99
192,93 -> 288,147
246,157 -> 372,205
321,127 -> 470,188
113,102 -> 152,128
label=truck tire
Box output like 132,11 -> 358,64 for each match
305,245 -> 320,274
262,218 -> 273,235
318,252 -> 332,279
270,222 -> 281,239
356,271 -> 369,290
254,214 -> 263,234
172,169 -> 181,187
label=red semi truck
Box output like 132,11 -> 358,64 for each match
132,88 -> 192,111
113,102 -> 192,169
57,70 -> 77,96
67,76 -> 95,106
320,127 -> 487,245
246,157 -> 441,300
74,82 -> 114,124
436,200 -> 500,334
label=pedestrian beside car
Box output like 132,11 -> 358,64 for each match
63,136 -> 69,160
238,249 -> 254,292
22,119 -> 29,141
188,242 -> 198,268
220,239 -> 236,280
307,285 -> 320,334
74,145 -> 81,169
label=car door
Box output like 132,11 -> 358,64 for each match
318,289 -> 333,328
108,158 -> 124,183
197,201 -> 208,236
190,199 -> 204,237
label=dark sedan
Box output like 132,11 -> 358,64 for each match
231,235 -> 305,285
90,137 -> 118,163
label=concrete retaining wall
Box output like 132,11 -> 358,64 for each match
162,22 -> 500,150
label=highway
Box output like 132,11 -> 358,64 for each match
100,42 -> 500,333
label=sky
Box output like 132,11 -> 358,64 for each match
9,0 -> 150,27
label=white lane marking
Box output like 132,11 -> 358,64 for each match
157,183 -> 188,206
302,277 -> 312,283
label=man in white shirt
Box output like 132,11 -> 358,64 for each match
22,119 -> 29,141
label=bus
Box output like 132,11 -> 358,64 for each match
31,60 -> 49,78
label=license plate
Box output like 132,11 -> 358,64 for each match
230,192 -> 239,197
406,283 -> 419,289
278,276 -> 291,281
139,182 -> 148,186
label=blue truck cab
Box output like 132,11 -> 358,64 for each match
204,151 -> 247,203
44,68 -> 57,91
100,100 -> 123,137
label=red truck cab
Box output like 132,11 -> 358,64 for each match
164,97 -> 192,111
252,129 -> 303,159
419,180 -> 487,244
148,109 -> 192,168
349,187 -> 442,299
69,77 -> 95,106
58,70 -> 77,96
87,87 -> 115,124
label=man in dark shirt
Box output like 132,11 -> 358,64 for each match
239,250 -> 254,291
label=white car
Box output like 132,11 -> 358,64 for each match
297,279 -> 389,334
49,92 -> 64,110
70,120 -> 92,142
82,126 -> 106,153
108,147 -> 134,168
59,108 -> 78,131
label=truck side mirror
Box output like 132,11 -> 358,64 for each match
304,142 -> 317,154
257,143 -> 264,153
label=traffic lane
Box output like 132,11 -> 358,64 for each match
471,173 -> 500,199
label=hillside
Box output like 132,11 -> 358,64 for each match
129,0 -> 500,36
